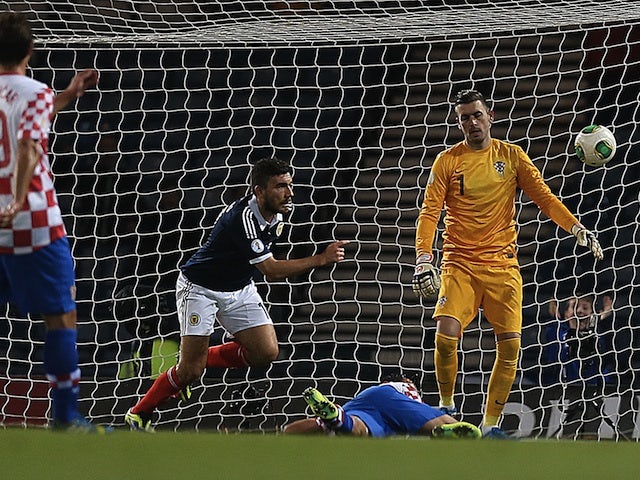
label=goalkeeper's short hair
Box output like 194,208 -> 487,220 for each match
454,89 -> 491,110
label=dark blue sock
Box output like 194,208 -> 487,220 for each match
44,329 -> 80,423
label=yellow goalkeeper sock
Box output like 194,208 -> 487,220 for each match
434,332 -> 459,404
485,336 -> 520,422
483,415 -> 500,429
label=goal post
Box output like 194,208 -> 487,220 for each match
1,1 -> 639,439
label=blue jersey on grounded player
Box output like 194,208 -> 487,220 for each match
181,194 -> 285,292
342,381 -> 445,437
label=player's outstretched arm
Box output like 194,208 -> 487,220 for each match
571,224 -> 604,260
53,69 -> 98,116
256,240 -> 350,281
319,239 -> 349,264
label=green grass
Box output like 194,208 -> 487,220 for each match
2,428 -> 640,480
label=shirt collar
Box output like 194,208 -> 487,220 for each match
249,195 -> 281,229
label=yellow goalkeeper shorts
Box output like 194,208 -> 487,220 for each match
433,260 -> 523,335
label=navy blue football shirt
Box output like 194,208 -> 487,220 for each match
181,194 -> 285,291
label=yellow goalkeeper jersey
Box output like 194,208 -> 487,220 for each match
416,138 -> 579,265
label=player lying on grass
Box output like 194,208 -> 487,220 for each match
283,374 -> 481,438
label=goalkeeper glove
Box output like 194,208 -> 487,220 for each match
412,254 -> 441,298
571,224 -> 604,260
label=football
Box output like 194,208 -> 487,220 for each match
574,124 -> 616,167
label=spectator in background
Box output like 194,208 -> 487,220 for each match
547,299 -> 560,320
542,296 -> 573,386
560,294 -> 614,384
111,283 -> 181,381
552,293 -> 615,439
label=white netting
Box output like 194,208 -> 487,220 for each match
0,0 -> 639,439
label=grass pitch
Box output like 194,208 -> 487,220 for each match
2,428 -> 639,480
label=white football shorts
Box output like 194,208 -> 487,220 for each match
176,272 -> 273,336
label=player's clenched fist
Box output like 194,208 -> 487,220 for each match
321,240 -> 349,264
412,254 -> 440,298
68,69 -> 99,98
0,201 -> 21,227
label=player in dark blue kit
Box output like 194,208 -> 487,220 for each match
126,157 -> 349,431
283,374 -> 481,438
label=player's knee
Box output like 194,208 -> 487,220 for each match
435,332 -> 459,358
496,336 -> 520,366
246,343 -> 279,367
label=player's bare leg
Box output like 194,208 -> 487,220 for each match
174,335 -> 209,385
127,324 -> 279,432
282,415 -> 368,436
349,416 -> 369,436
232,324 -> 279,367
125,335 -> 206,432
282,418 -> 323,434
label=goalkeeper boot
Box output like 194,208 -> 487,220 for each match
438,402 -> 459,417
432,421 -> 482,439
303,387 -> 340,422
125,408 -> 155,433
482,426 -> 513,440
50,415 -> 114,434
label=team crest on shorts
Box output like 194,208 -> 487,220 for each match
437,296 -> 447,307
189,313 -> 201,326
251,239 -> 265,253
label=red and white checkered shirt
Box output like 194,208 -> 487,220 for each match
387,381 -> 423,403
0,73 -> 66,255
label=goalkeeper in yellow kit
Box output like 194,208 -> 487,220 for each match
413,89 -> 603,439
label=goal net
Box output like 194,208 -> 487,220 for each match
1,0 -> 639,440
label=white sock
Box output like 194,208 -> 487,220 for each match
481,424 -> 498,434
